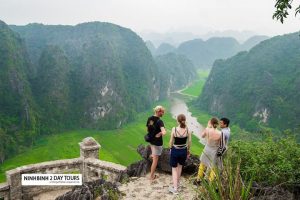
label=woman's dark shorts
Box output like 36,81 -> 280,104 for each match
170,147 -> 187,167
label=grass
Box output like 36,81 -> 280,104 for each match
192,153 -> 253,200
188,103 -> 241,140
181,69 -> 210,97
188,104 -> 212,126
0,101 -> 203,183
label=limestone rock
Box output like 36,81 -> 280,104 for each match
126,159 -> 151,177
252,183 -> 300,200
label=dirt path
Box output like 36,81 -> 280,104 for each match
119,172 -> 198,200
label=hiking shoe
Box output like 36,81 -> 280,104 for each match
168,186 -> 179,195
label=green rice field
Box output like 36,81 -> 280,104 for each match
181,70 -> 210,97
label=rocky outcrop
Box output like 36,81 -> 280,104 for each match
126,145 -> 200,177
55,179 -> 121,200
252,183 -> 300,200
126,160 -> 151,177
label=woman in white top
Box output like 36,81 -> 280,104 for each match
168,114 -> 192,194
196,117 -> 221,183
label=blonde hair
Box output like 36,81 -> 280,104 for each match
153,105 -> 165,113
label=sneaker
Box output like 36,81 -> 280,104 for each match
168,186 -> 179,195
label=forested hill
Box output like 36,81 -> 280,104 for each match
146,36 -> 268,69
177,37 -> 239,68
154,43 -> 176,55
0,21 -> 38,162
10,21 -> 159,130
196,32 -> 300,131
155,53 -> 196,99
240,35 -> 269,51
0,20 -> 197,162
176,36 -> 268,68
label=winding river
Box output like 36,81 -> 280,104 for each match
169,96 -> 206,145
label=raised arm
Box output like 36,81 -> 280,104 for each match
201,128 -> 207,138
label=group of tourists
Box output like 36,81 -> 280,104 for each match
145,105 -> 231,195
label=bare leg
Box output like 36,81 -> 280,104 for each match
150,155 -> 159,180
172,167 -> 178,190
177,164 -> 183,186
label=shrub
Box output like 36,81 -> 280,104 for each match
192,153 -> 253,200
229,132 -> 300,186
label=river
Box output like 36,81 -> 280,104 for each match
169,96 -> 206,145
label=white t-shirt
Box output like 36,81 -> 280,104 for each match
222,127 -> 231,145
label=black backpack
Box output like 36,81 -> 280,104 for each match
216,131 -> 227,157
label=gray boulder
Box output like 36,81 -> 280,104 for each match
126,144 -> 200,177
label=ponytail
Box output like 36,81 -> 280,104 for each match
210,117 -> 219,129
177,114 -> 186,128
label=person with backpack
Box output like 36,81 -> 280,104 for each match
168,114 -> 191,194
217,117 -> 231,169
146,105 -> 166,180
220,117 -> 230,146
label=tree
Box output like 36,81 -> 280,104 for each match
273,0 -> 300,23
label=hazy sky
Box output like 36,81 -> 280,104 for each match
0,0 -> 299,36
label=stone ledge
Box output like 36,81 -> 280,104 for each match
79,144 -> 101,151
84,158 -> 126,172
6,158 -> 83,176
0,183 -> 9,191
79,137 -> 101,150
